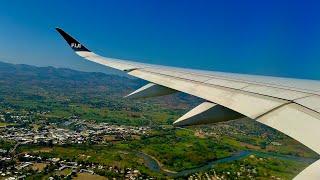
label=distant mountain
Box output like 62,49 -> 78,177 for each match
0,61 -> 200,125
0,61 -> 146,97
0,61 -> 140,88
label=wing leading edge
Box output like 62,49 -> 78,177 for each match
56,28 -> 320,179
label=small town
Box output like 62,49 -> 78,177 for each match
0,111 -> 305,180
0,112 -> 152,179
1,1 -> 319,179
0,119 -> 150,146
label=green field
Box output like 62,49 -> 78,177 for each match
1,62 -> 318,179
16,126 -> 317,179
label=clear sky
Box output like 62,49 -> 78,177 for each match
0,0 -> 320,79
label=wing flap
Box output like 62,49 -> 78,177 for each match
294,160 -> 320,180
257,103 -> 320,154
295,95 -> 320,113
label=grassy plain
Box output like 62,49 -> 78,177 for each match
0,62 -> 318,179
74,173 -> 107,180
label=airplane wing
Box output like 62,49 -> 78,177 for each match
56,28 -> 320,179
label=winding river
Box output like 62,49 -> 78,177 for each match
136,150 -> 318,177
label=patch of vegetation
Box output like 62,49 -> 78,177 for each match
1,61 -> 318,179
0,139 -> 16,151
208,155 -> 310,179
129,128 -> 235,171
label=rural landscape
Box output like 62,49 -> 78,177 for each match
0,61 -> 318,179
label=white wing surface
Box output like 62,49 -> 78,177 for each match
56,28 -> 320,179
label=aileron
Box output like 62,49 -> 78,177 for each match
295,95 -> 320,113
257,103 -> 320,154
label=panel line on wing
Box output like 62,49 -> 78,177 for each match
129,69 -> 288,119
141,68 -> 314,101
164,68 -> 320,95
137,69 -> 308,102
144,67 -> 320,96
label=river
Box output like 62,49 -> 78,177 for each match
136,150 -> 318,177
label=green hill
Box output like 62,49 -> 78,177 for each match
0,61 -> 199,125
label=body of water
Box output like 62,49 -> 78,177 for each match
136,150 -> 318,177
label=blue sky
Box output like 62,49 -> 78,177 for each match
0,0 -> 320,79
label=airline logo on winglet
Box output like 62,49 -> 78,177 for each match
71,43 -> 82,49
55,28 -> 90,52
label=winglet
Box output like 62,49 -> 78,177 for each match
55,27 -> 90,52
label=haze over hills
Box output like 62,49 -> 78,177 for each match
0,61 -> 200,125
